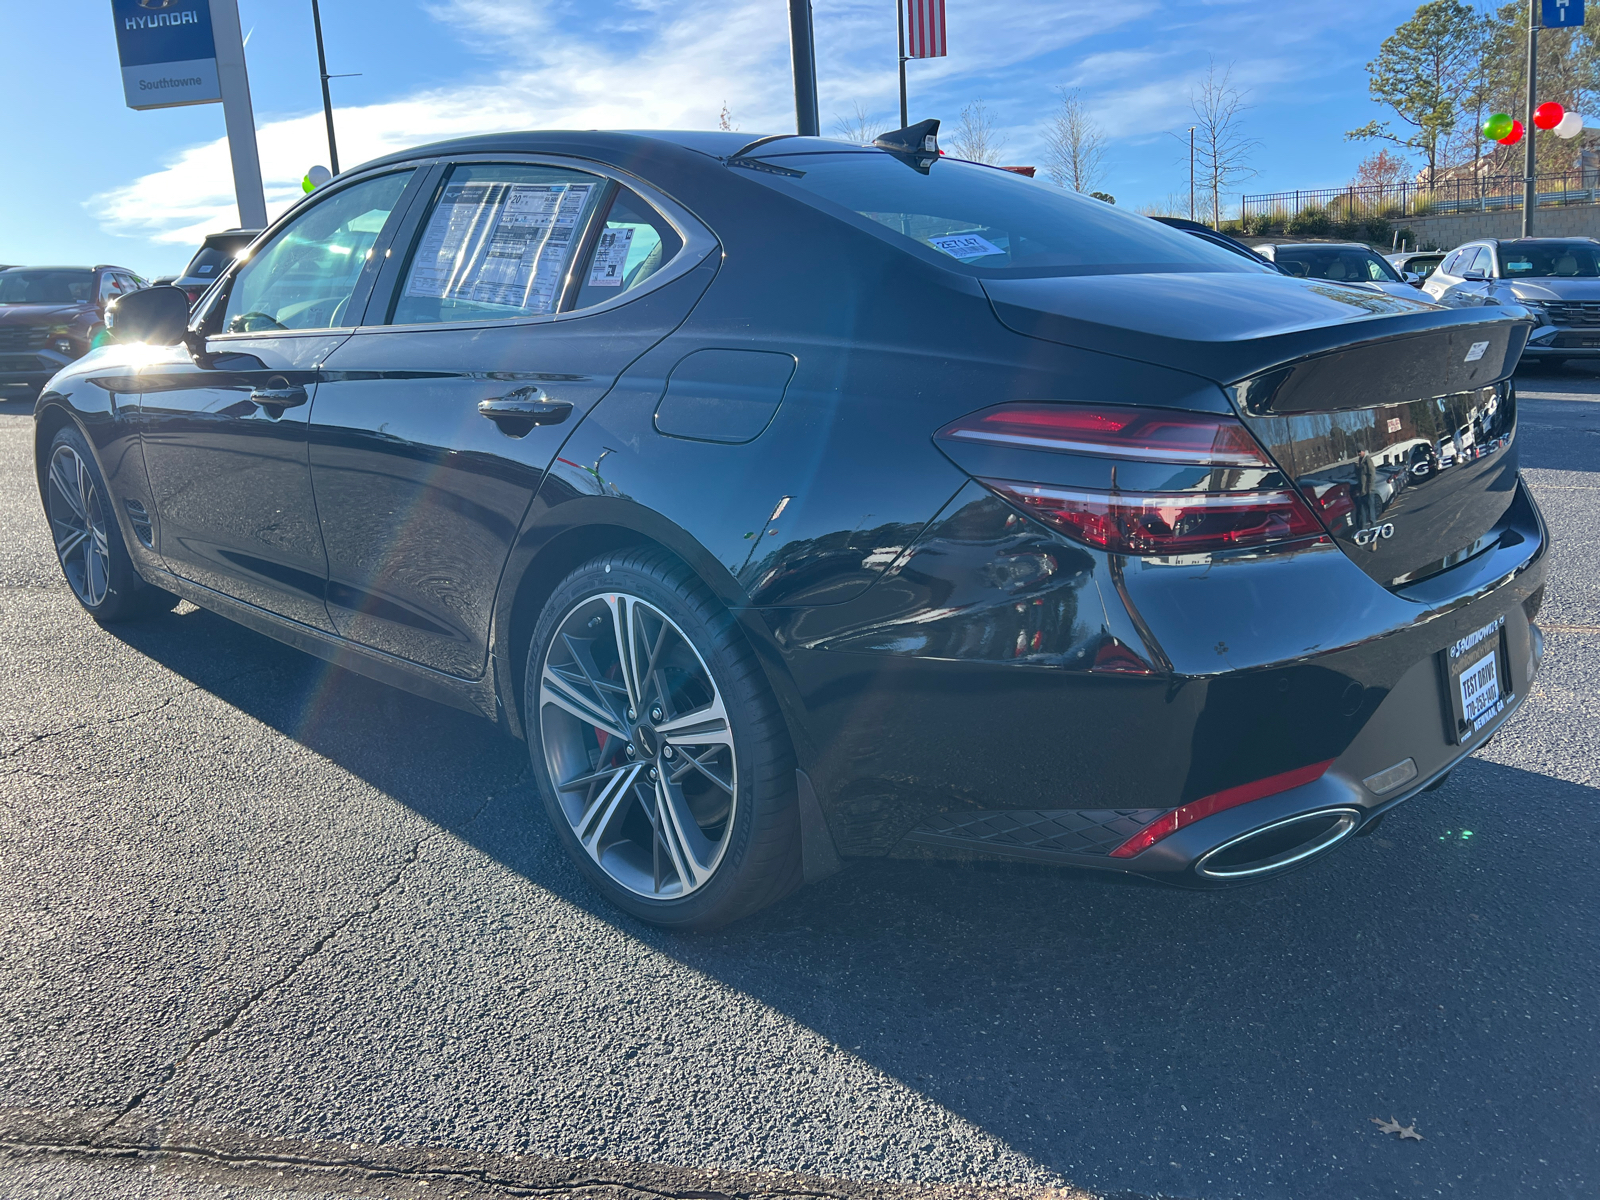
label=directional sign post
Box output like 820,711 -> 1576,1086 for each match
109,0 -> 267,229
1541,0 -> 1585,27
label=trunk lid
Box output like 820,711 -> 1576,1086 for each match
983,272 -> 1532,588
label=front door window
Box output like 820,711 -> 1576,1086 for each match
222,171 -> 413,333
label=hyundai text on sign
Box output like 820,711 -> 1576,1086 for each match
111,0 -> 221,110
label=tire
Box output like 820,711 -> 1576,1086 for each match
525,549 -> 802,929
44,424 -> 179,623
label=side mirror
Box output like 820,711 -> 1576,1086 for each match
1404,271 -> 1423,286
1462,267 -> 1488,281
105,285 -> 190,346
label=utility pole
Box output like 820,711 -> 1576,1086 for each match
311,0 -> 339,175
788,0 -> 820,137
1524,0 -> 1537,236
209,0 -> 267,228
897,0 -> 908,128
1188,126 -> 1196,221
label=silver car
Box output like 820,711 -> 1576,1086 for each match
1422,237 -> 1600,365
1254,242 -> 1425,299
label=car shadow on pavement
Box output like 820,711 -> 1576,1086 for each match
104,599 -> 1600,1198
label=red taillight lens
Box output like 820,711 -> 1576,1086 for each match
935,403 -> 1329,556
937,403 -> 1272,467
1108,759 -> 1335,859
981,480 -> 1325,556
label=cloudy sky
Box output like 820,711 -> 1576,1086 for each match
4,0 -> 1427,277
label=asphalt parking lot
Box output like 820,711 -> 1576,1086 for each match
1,369 -> 1596,1200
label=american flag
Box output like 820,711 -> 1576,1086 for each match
905,0 -> 947,59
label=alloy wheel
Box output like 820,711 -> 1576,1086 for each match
538,592 -> 737,899
47,444 -> 112,609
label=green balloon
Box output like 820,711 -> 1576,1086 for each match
1483,113 -> 1513,140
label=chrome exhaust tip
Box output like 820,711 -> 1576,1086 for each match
1195,808 -> 1362,880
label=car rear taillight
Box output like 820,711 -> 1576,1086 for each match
980,482 -> 1325,556
1107,759 -> 1335,858
936,403 -> 1328,556
939,403 -> 1268,466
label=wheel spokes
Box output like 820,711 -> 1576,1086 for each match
654,775 -> 714,892
609,595 -> 644,716
656,694 -> 732,749
576,762 -> 643,854
541,664 -> 628,743
49,452 -> 87,523
541,589 -> 737,901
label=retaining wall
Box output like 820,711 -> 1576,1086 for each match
1398,205 -> 1600,250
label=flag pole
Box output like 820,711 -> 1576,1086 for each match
897,0 -> 908,128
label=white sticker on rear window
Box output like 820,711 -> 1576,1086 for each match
587,226 -> 635,287
405,180 -> 594,313
1464,340 -> 1490,362
927,232 -> 1003,260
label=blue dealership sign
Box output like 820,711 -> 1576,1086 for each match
1541,0 -> 1584,27
111,0 -> 221,110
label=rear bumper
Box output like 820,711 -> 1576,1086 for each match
771,476 -> 1548,884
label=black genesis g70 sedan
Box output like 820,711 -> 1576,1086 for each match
35,126 -> 1546,928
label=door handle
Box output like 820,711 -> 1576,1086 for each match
478,387 -> 573,437
248,376 -> 309,417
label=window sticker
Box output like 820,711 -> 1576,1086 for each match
587,226 -> 636,287
405,180 -> 595,313
927,232 -> 1004,260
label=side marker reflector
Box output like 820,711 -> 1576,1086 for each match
1109,759 -> 1336,858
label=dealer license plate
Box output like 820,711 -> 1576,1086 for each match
1442,616 -> 1512,744
1458,649 -> 1500,724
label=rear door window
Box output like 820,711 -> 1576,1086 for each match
390,164 -> 608,326
571,186 -> 684,309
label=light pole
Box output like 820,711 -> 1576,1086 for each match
311,0 -> 339,174
788,0 -> 820,137
1189,126 -> 1196,221
1523,0 -> 1537,236
897,0 -> 908,128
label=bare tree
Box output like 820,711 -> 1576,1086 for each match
946,100 -> 1008,165
833,102 -> 886,144
1352,148 -> 1412,194
1042,87 -> 1107,192
1189,60 -> 1259,225
718,102 -> 738,132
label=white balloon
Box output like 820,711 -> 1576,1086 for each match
307,165 -> 333,186
1555,111 -> 1584,139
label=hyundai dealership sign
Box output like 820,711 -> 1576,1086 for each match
111,0 -> 222,110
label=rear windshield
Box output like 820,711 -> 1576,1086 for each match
0,269 -> 94,304
182,240 -> 251,282
1271,246 -> 1403,283
741,151 -> 1265,279
1499,241 -> 1600,277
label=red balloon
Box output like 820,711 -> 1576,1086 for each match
1499,119 -> 1525,145
1534,102 -> 1565,130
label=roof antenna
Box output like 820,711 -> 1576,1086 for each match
873,118 -> 941,173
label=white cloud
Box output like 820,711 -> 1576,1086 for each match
93,0 -> 1124,243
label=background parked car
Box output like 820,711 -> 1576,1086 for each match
1386,250 -> 1445,283
1254,242 -> 1424,299
1422,237 -> 1600,367
169,228 -> 262,306
0,264 -> 145,398
1151,217 -> 1284,270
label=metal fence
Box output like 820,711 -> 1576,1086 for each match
1241,171 -> 1600,226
